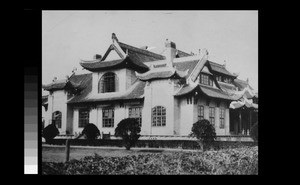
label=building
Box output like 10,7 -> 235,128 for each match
42,34 -> 258,141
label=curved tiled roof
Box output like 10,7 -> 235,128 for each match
208,61 -> 238,77
118,42 -> 166,61
137,68 -> 187,81
233,78 -> 254,91
43,79 -> 67,91
199,84 -> 236,100
175,84 -> 235,101
80,56 -> 149,73
67,80 -> 146,104
170,48 -> 237,78
173,60 -> 199,78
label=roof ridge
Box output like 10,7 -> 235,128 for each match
118,42 -> 165,60
177,49 -> 192,56
234,78 -> 248,83
208,60 -> 225,67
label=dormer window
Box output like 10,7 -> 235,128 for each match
200,74 -> 213,86
98,72 -> 119,93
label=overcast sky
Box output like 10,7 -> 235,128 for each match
42,10 -> 258,92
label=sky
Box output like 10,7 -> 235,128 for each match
42,10 -> 258,93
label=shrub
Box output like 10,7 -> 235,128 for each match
115,118 -> 141,150
42,121 -> 59,143
42,146 -> 258,175
250,122 -> 258,142
189,119 -> 216,151
81,123 -> 100,140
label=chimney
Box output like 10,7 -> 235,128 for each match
164,39 -> 177,66
94,54 -> 102,60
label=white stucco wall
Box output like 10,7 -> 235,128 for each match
177,94 -> 230,137
45,90 -> 68,134
73,109 -> 81,136
142,79 -> 175,136
179,97 -> 194,136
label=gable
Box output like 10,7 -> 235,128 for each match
103,49 -> 122,61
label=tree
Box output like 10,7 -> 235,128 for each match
42,121 -> 59,143
115,118 -> 141,150
250,122 -> 258,142
75,123 -> 100,140
189,119 -> 216,151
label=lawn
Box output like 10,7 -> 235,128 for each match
42,145 -> 183,162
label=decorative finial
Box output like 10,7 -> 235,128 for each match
112,33 -> 118,42
72,67 -> 77,74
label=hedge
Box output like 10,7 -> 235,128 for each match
42,146 -> 258,175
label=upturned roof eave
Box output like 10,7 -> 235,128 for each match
80,56 -> 149,73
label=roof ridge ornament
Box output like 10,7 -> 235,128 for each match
112,33 -> 119,43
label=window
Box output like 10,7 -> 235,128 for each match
219,108 -> 225,129
52,111 -> 62,128
102,108 -> 114,127
209,78 -> 213,86
200,74 -> 213,86
198,105 -> 204,120
200,74 -> 209,85
129,107 -> 142,126
79,109 -> 89,128
209,107 -> 215,126
99,72 -> 118,93
152,106 -> 166,127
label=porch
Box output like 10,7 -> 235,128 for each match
229,106 -> 258,136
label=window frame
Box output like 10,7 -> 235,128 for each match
102,107 -> 114,128
52,111 -> 62,129
78,109 -> 89,128
209,107 -> 215,126
198,105 -> 204,121
128,107 -> 142,127
99,72 -> 117,93
219,108 -> 225,129
152,106 -> 166,127
200,74 -> 213,86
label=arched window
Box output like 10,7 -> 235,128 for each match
152,106 -> 166,127
52,111 -> 62,128
98,72 -> 119,93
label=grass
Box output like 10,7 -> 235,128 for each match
42,145 -> 183,162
